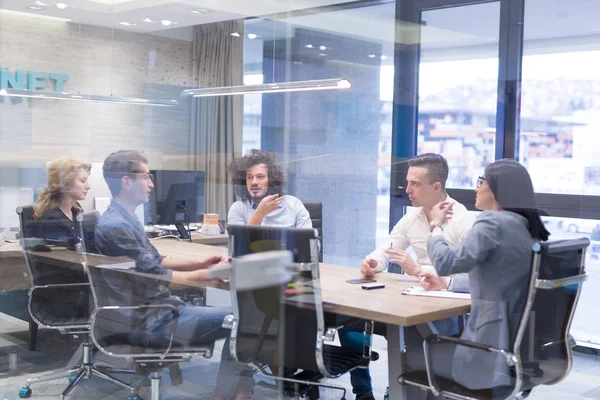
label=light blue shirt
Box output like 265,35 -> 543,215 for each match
227,195 -> 312,229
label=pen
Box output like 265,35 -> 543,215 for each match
420,276 -> 426,284
387,242 -> 394,272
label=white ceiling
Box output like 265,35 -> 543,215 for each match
0,0 -> 356,33
1,0 -> 599,60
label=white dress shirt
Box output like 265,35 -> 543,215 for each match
366,195 -> 475,277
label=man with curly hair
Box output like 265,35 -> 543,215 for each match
227,149 -> 312,228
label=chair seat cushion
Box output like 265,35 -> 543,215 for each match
321,344 -> 367,376
401,371 -> 515,400
30,300 -> 90,328
98,333 -> 214,357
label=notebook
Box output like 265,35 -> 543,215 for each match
402,285 -> 471,300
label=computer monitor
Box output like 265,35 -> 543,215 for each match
147,170 -> 205,237
227,225 -> 319,264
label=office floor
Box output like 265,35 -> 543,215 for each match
0,316 -> 599,400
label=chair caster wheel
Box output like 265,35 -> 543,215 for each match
128,394 -> 143,400
19,387 -> 32,398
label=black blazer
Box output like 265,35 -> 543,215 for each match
36,206 -> 82,249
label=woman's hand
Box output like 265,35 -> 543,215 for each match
430,201 -> 454,225
419,272 -> 449,291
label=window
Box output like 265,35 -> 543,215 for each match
242,3 -> 396,265
417,2 -> 501,190
520,0 -> 600,348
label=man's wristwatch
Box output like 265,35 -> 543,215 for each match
429,220 -> 443,232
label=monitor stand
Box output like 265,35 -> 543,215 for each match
175,223 -> 191,240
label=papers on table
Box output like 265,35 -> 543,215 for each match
402,285 -> 471,300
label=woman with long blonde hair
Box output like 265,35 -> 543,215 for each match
30,157 -> 92,319
34,156 -> 91,248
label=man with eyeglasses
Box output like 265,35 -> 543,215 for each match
95,150 -> 254,400
343,153 -> 476,400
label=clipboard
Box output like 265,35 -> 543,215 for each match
402,285 -> 471,300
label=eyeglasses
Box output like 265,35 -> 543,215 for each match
477,176 -> 486,188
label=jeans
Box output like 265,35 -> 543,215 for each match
134,305 -> 254,399
338,325 -> 373,395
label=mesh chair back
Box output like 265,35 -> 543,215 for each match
519,238 -> 588,388
302,202 -> 323,262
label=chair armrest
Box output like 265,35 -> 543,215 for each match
90,304 -> 179,358
323,320 -> 375,360
222,314 -> 234,329
536,273 -> 587,289
206,265 -> 232,279
29,283 -> 90,296
423,335 -> 518,397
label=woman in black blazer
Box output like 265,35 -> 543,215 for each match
30,157 -> 92,318
34,157 -> 91,249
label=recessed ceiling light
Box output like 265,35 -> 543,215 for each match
35,1 -> 49,6
368,54 -> 376,58
319,53 -> 327,57
190,8 -> 209,14
142,18 -> 154,23
230,32 -> 240,37
56,2 -> 67,9
247,33 -> 257,39
28,6 -> 43,10
319,45 -> 327,51
380,55 -> 388,61
161,19 -> 173,26
305,44 -> 313,49
119,21 -> 136,26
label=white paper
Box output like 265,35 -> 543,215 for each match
402,285 -> 471,300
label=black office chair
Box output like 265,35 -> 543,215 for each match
16,206 -> 136,399
11,205 -> 40,351
401,237 -> 589,400
78,214 -> 216,400
225,227 -> 372,400
302,201 -> 323,262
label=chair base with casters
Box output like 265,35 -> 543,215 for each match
93,329 -> 216,400
18,336 -> 137,399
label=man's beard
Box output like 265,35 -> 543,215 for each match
249,189 -> 266,203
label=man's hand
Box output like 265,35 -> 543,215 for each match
384,248 -> 421,276
197,255 -> 224,269
360,258 -> 379,278
255,194 -> 284,217
430,201 -> 454,224
419,272 -> 449,291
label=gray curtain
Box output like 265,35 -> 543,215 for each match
190,20 -> 244,220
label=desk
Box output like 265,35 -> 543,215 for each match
2,240 -> 470,399
152,241 -> 471,399
190,232 -> 229,246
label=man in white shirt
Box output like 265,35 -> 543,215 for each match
361,153 -> 475,291
344,153 -> 475,400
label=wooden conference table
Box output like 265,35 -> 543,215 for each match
152,240 -> 471,399
1,239 -> 470,399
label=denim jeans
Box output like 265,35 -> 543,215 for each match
338,325 -> 373,395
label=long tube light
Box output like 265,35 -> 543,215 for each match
181,78 -> 352,97
0,88 -> 178,107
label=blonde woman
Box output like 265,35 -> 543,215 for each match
34,156 -> 91,248
30,157 -> 92,319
